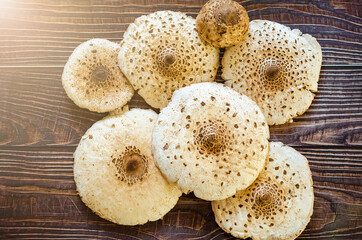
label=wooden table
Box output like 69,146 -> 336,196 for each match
0,0 -> 361,239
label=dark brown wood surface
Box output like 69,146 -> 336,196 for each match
0,0 -> 361,239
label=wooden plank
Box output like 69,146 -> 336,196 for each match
0,0 -> 361,67
0,67 -> 361,147
0,147 -> 361,239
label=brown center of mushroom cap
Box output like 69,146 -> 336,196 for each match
265,65 -> 280,79
112,148 -> 148,185
201,130 -> 219,148
216,3 -> 240,26
91,65 -> 109,83
154,46 -> 185,78
151,36 -> 193,78
123,153 -> 145,178
255,188 -> 273,205
258,58 -> 288,90
163,53 -> 176,66
195,121 -> 228,155
249,179 -> 288,217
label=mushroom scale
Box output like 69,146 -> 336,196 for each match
223,20 -> 322,125
62,39 -> 134,113
212,142 -> 314,240
118,11 -> 220,109
73,109 -> 182,226
152,83 -> 270,201
196,0 -> 249,48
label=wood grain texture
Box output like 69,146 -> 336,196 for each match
0,0 -> 361,239
0,0 -> 361,67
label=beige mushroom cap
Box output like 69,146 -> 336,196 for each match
118,11 -> 220,109
212,142 -> 314,240
196,0 -> 249,48
62,39 -> 134,113
152,83 -> 269,201
74,109 -> 182,225
223,20 -> 322,125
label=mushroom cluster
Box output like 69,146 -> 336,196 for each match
61,0 -> 320,238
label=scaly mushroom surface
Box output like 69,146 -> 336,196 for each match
62,39 -> 134,113
152,83 -> 269,201
223,20 -> 322,125
74,109 -> 182,225
118,11 -> 220,109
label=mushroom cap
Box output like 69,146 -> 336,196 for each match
62,39 -> 134,113
222,20 -> 322,125
196,0 -> 249,48
152,82 -> 269,201
118,11 -> 220,109
212,142 -> 314,240
74,109 -> 182,225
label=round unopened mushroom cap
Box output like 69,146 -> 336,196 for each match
118,11 -> 220,109
74,109 -> 182,225
223,20 -> 322,125
62,39 -> 134,113
152,83 -> 269,201
212,142 -> 314,240
196,0 -> 249,48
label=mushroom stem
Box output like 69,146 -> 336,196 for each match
217,3 -> 239,26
